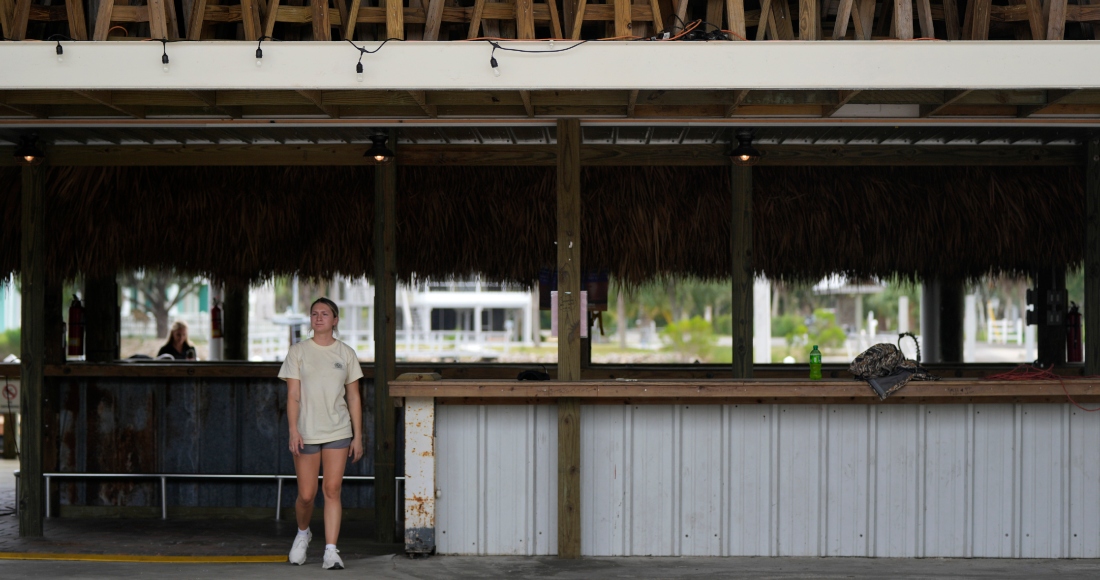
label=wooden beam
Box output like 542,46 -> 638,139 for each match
186,91 -> 242,119
725,90 -> 752,117
0,95 -> 44,118
921,90 -> 972,117
627,89 -> 638,117
519,90 -> 534,117
386,0 -> 404,39
407,91 -> 437,118
19,164 -> 45,537
374,129 -> 398,545
72,91 -> 146,119
1018,89 -> 1078,117
1087,134 -> 1100,375
822,90 -> 861,117
1047,0 -> 1068,40
423,0 -> 445,39
556,118 -> 582,560
894,0 -> 914,39
296,90 -> 340,118
799,0 -> 820,40
731,163 -> 752,379
0,143 -> 1082,168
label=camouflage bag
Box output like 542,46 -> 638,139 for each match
849,332 -> 937,400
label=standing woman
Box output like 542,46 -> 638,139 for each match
278,297 -> 364,569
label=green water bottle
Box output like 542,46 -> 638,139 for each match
809,345 -> 822,380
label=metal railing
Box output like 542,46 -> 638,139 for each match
14,470 -> 403,521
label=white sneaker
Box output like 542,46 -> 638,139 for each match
289,530 -> 311,565
322,547 -> 344,570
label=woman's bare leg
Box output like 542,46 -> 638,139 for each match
294,452 -> 321,530
320,448 -> 348,545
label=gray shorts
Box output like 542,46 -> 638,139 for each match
300,437 -> 353,455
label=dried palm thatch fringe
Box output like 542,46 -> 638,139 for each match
0,165 -> 1085,286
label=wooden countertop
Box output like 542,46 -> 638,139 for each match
389,378 -> 1100,405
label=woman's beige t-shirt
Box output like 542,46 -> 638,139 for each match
277,338 -> 364,444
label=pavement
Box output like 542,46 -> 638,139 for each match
1,460 -> 1100,578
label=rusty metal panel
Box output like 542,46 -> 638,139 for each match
435,404 -> 556,555
54,377 -> 376,512
404,397 -> 435,553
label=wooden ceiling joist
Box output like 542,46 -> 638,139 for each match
72,91 -> 145,119
0,143 -> 1079,167
297,90 -> 341,118
921,90 -> 973,117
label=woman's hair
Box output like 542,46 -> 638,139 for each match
162,320 -> 194,349
310,297 -> 340,336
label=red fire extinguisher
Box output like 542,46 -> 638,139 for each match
211,298 -> 223,339
1067,301 -> 1083,363
67,295 -> 85,358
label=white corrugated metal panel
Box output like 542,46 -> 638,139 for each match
435,405 -> 556,555
435,402 -> 1100,557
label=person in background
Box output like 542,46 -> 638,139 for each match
157,321 -> 196,360
279,297 -> 364,570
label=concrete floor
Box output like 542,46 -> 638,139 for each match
2,555 -> 1100,579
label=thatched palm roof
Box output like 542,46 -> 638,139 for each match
0,165 -> 1084,285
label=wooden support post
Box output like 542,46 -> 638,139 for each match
1036,267 -> 1068,366
42,282 -> 62,513
730,164 -> 752,379
222,283 -> 249,361
386,0 -> 405,39
84,276 -> 119,363
939,279 -> 964,363
1087,135 -> 1100,375
556,118 -> 582,559
374,130 -> 398,545
19,164 -> 44,537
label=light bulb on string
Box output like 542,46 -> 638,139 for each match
490,56 -> 500,77
161,40 -> 170,73
356,61 -> 364,82
256,47 -> 263,67
55,40 -> 63,62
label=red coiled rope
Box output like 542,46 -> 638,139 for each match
986,364 -> 1100,412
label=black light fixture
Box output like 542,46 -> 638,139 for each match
365,134 -> 394,164
13,135 -> 45,166
730,129 -> 762,166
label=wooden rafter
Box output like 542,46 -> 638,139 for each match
73,91 -> 146,119
408,91 -> 438,118
822,90 -> 860,118
186,91 -> 243,119
1018,89 -> 1079,117
921,90 -> 972,117
297,90 -> 340,118
627,90 -> 638,117
520,91 -> 534,118
725,90 -> 752,117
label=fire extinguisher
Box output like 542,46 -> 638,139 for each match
67,295 -> 85,358
1067,301 -> 1083,363
211,298 -> 223,339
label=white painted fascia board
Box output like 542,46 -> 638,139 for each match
2,41 -> 1100,91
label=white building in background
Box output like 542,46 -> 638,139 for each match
250,278 -> 537,362
0,277 -> 19,332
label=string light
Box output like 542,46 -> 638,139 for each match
256,35 -> 273,67
48,34 -> 72,63
484,40 -> 588,78
160,39 -> 170,73
346,38 -> 401,83
490,46 -> 500,77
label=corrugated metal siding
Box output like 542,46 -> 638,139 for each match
56,378 -> 376,511
435,403 -> 1100,557
435,405 -> 557,555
